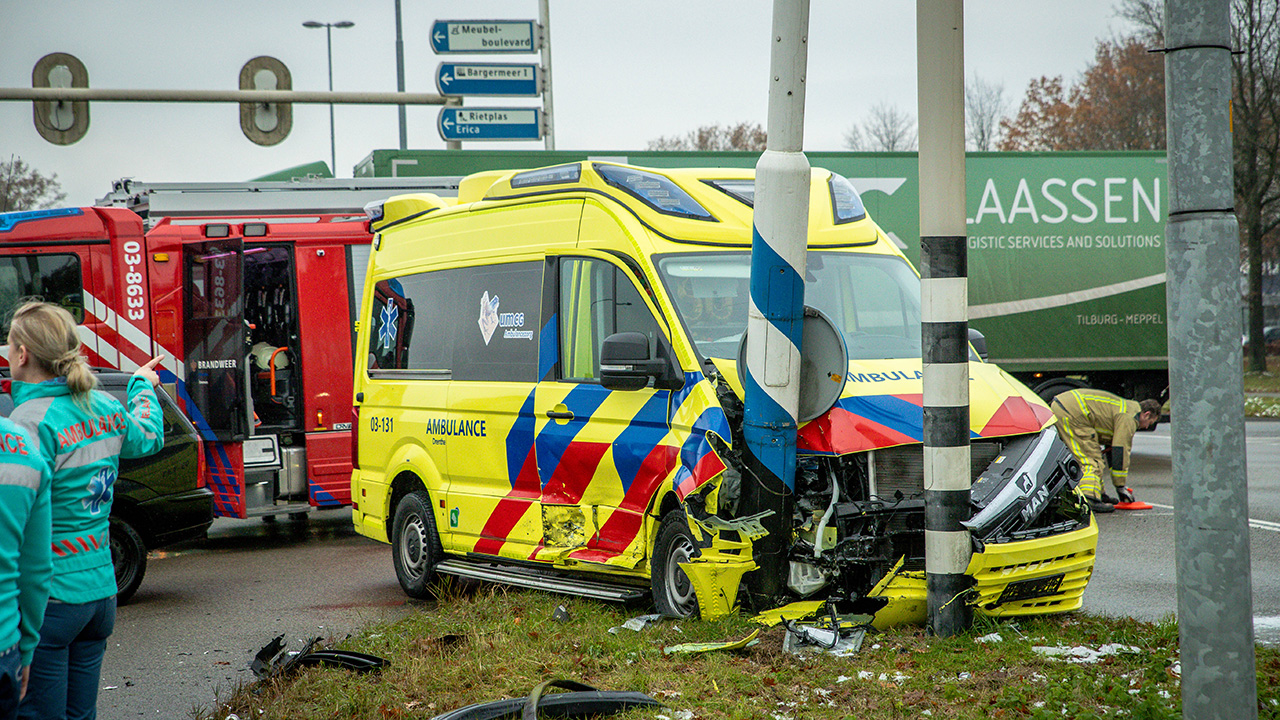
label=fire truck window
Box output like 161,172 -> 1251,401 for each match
559,258 -> 661,381
451,262 -> 542,383
0,254 -> 84,333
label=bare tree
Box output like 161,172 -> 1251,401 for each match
0,156 -> 67,212
1119,0 -> 1280,372
965,75 -> 1008,151
843,103 -> 918,152
647,122 -> 767,151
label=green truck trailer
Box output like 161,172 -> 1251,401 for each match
356,149 -> 1170,403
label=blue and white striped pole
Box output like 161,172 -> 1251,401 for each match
918,0 -> 973,636
741,0 -> 810,601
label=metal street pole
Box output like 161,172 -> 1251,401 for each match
395,0 -> 407,149
740,0 -> 810,604
538,0 -> 555,151
918,0 -> 972,636
1163,0 -> 1258,717
303,20 -> 354,176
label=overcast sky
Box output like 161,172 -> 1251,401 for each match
1,1 -> 1141,206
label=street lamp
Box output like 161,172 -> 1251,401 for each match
302,20 -> 355,176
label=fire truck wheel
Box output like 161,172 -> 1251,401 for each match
651,509 -> 700,619
111,517 -> 148,605
392,490 -> 441,599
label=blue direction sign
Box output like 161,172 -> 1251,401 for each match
431,20 -> 539,54
436,63 -> 540,97
438,107 -> 542,141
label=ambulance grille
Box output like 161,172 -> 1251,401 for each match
870,441 -> 1005,500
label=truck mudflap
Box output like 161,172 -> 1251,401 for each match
864,518 -> 1098,628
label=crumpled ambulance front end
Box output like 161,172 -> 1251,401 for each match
697,357 -> 1097,625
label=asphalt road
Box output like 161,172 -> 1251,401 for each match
97,511 -> 415,719
1083,420 -> 1280,644
96,422 -> 1280,718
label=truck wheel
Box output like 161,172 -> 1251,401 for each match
1034,378 -> 1087,404
651,509 -> 700,618
110,517 -> 148,605
391,490 -> 441,599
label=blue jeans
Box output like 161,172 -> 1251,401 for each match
18,597 -> 115,720
0,644 -> 20,720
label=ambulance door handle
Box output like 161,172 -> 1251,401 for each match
546,405 -> 574,422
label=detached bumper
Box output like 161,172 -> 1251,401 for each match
969,518 -> 1098,617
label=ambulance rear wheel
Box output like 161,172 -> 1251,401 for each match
392,490 -> 441,599
111,517 -> 148,606
652,509 -> 700,618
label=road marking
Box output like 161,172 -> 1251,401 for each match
1146,502 -> 1280,532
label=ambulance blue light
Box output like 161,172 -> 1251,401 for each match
0,207 -> 84,233
593,164 -> 713,221
510,164 -> 581,189
829,174 -> 867,224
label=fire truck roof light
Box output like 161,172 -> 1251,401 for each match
204,224 -> 231,238
364,200 -> 385,223
243,223 -> 268,237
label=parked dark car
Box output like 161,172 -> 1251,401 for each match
1,372 -> 213,603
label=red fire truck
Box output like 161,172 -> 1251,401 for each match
0,177 -> 458,519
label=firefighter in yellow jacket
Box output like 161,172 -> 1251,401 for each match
1050,389 -> 1162,513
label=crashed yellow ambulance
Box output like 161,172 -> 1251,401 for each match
350,162 -> 1098,626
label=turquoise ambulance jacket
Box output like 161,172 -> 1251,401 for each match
10,376 -> 163,604
0,417 -> 51,666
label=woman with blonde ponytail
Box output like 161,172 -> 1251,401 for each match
6,301 -> 163,720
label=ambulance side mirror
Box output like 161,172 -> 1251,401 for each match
600,332 -> 682,391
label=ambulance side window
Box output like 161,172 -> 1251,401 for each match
559,258 -> 661,382
451,262 -> 542,383
0,254 -> 84,333
368,273 -> 439,374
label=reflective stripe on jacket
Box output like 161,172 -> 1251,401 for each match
10,376 -> 163,604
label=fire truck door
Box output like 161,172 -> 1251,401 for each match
183,237 -> 248,442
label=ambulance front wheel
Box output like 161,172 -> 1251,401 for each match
392,490 -> 441,599
111,517 -> 148,605
652,509 -> 700,618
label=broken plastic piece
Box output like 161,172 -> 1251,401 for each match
250,635 -> 388,679
428,678 -> 662,720
608,613 -> 663,634
662,629 -> 760,655
751,600 -> 826,627
680,558 -> 755,621
552,605 -> 572,622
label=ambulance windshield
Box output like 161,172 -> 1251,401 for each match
657,252 -> 922,361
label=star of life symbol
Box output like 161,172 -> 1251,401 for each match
478,291 -> 500,345
379,301 -> 400,350
84,467 -> 116,515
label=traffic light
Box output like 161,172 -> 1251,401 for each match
32,53 -> 89,145
239,56 -> 292,146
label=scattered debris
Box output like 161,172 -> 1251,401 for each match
975,632 -> 1003,643
663,629 -> 761,655
1031,643 -> 1142,664
608,613 -> 663,634
837,675 -> 852,683
251,634 -> 389,679
779,609 -> 873,657
427,678 -> 662,720
751,600 -> 826,627
552,605 -> 572,622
